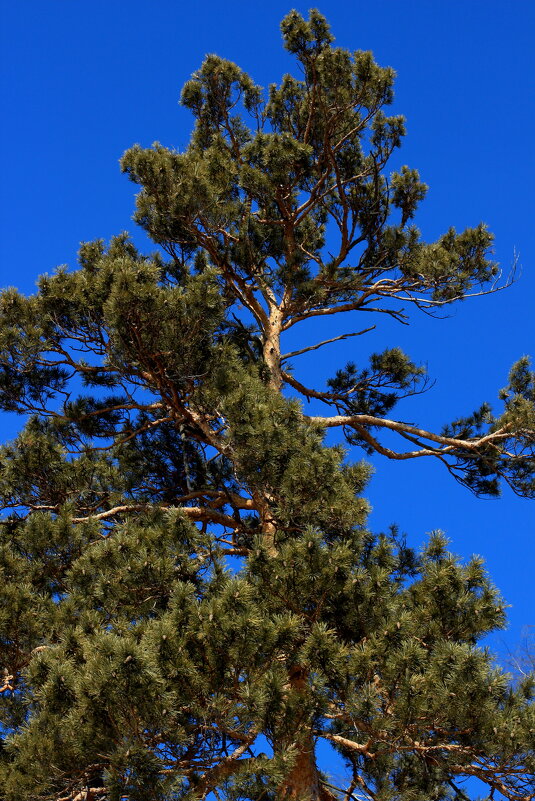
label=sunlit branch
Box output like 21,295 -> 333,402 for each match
308,412 -> 512,454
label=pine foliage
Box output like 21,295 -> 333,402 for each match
0,11 -> 533,801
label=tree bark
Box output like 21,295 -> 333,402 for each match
278,667 -> 337,801
280,738 -> 337,800
264,308 -> 283,391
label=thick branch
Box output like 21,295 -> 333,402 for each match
319,732 -> 375,758
309,413 -> 512,455
71,504 -> 239,528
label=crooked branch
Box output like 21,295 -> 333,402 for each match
308,413 -> 512,457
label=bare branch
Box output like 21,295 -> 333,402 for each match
308,412 -> 512,454
281,327 -> 376,361
319,732 -> 375,757
282,301 -> 408,331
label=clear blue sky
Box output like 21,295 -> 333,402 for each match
1,0 -> 533,660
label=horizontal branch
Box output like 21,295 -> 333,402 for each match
70,504 -> 239,529
308,413 -> 511,457
319,732 -> 375,758
448,761 -> 534,801
1,489 -> 259,531
57,789 -> 107,801
282,300 -> 368,331
321,732 -> 533,801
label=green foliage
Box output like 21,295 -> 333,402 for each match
0,9 -> 533,801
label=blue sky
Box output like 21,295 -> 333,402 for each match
1,0 -> 533,662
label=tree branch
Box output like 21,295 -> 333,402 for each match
308,413 -> 512,455
281,327 -> 375,361
71,504 -> 239,528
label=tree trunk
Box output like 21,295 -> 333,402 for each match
262,314 -> 335,800
279,737 -> 328,800
263,308 -> 283,391
278,667 -> 337,801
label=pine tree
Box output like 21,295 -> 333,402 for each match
0,10 -> 534,801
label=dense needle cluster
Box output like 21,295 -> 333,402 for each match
0,11 -> 533,801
